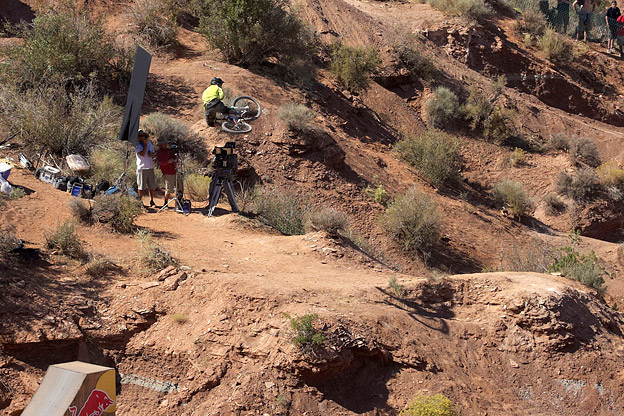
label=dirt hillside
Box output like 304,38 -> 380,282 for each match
2,0 -> 624,414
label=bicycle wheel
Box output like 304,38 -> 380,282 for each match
231,96 -> 261,121
222,120 -> 252,134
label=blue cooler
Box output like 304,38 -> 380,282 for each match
0,162 -> 11,180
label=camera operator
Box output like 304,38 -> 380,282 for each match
156,138 -> 183,207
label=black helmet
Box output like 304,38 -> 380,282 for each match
210,77 -> 224,86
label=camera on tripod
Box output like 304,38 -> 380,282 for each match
212,141 -> 237,170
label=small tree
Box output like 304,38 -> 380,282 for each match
330,43 -> 381,92
193,0 -> 310,66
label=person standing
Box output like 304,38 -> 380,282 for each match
606,1 -> 621,52
135,129 -> 156,208
555,0 -> 571,33
156,139 -> 183,207
202,77 -> 230,127
573,0 -> 592,41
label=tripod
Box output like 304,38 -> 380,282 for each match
206,163 -> 239,217
157,157 -> 186,214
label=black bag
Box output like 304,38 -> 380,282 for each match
95,179 -> 110,194
53,176 -> 69,191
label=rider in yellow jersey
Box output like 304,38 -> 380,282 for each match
202,77 -> 230,127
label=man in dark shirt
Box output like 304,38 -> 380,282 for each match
606,1 -> 621,52
156,139 -> 183,207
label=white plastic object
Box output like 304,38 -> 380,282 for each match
66,154 -> 90,173
0,176 -> 11,195
0,162 -> 11,180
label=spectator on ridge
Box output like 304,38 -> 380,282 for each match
616,12 -> 624,55
555,0 -> 571,33
135,129 -> 156,208
573,0 -> 594,41
606,1 -> 621,53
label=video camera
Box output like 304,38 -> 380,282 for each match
212,141 -> 237,171
169,143 -> 179,155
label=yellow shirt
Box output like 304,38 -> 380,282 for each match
202,85 -> 224,105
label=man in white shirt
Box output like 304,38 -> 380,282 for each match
135,129 -> 156,207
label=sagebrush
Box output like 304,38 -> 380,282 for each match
381,187 -> 441,254
555,169 -> 600,201
250,187 -> 307,235
492,179 -> 533,217
306,207 -> 348,236
279,102 -> 317,133
137,230 -> 178,272
395,129 -> 461,187
424,87 -> 460,129
330,43 -> 380,92
44,220 -> 84,259
129,0 -> 180,48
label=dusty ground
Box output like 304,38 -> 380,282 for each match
2,0 -> 624,414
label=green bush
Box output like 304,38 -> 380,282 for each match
381,187 -> 441,254
193,0 -> 310,66
330,43 -> 381,92
462,77 -> 514,143
555,169 -> 600,201
569,135 -> 601,167
388,275 -> 406,298
185,174 -> 212,202
2,4 -> 129,89
550,232 -> 606,292
428,0 -> 493,21
251,187 -> 307,235
129,0 -> 180,48
596,161 -> 624,188
0,80 -> 119,157
395,129 -> 461,187
92,194 -> 143,234
492,179 -> 533,217
543,192 -> 567,215
537,29 -> 573,64
509,147 -> 525,166
44,220 -> 84,259
424,87 -> 460,129
137,230 -> 178,272
401,393 -> 457,416
306,208 -> 348,236
394,40 -> 435,80
142,112 -> 209,162
365,183 -> 389,206
279,102 -> 316,133
284,313 -> 325,353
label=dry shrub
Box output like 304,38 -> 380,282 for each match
306,208 -> 348,236
543,192 -> 567,215
516,9 -> 546,39
395,129 -> 461,187
91,194 -> 143,233
88,145 -> 136,185
0,81 -> 119,157
330,43 -> 381,92
143,112 -> 209,162
85,253 -> 117,277
548,133 -> 569,151
0,231 -> 22,253
137,230 -> 178,272
462,77 -> 514,143
569,135 -> 601,167
500,237 -> 555,274
597,161 -> 624,188
538,29 -> 573,64
424,87 -> 460,129
250,187 -> 307,235
69,199 -> 94,224
492,179 -> 533,217
129,0 -> 180,48
381,187 -> 441,254
185,174 -> 212,202
555,169 -> 600,201
428,0 -> 493,21
279,102 -> 316,133
44,220 -> 84,259
171,313 -> 189,324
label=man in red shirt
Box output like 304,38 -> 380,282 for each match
617,13 -> 624,56
156,139 -> 183,207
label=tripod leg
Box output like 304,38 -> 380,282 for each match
224,178 -> 239,213
206,180 -> 224,217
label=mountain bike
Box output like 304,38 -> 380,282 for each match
219,96 -> 262,134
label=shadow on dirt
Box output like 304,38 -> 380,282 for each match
0,0 -> 34,27
144,74 -> 199,117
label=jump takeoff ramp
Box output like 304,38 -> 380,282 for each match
22,361 -> 116,416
